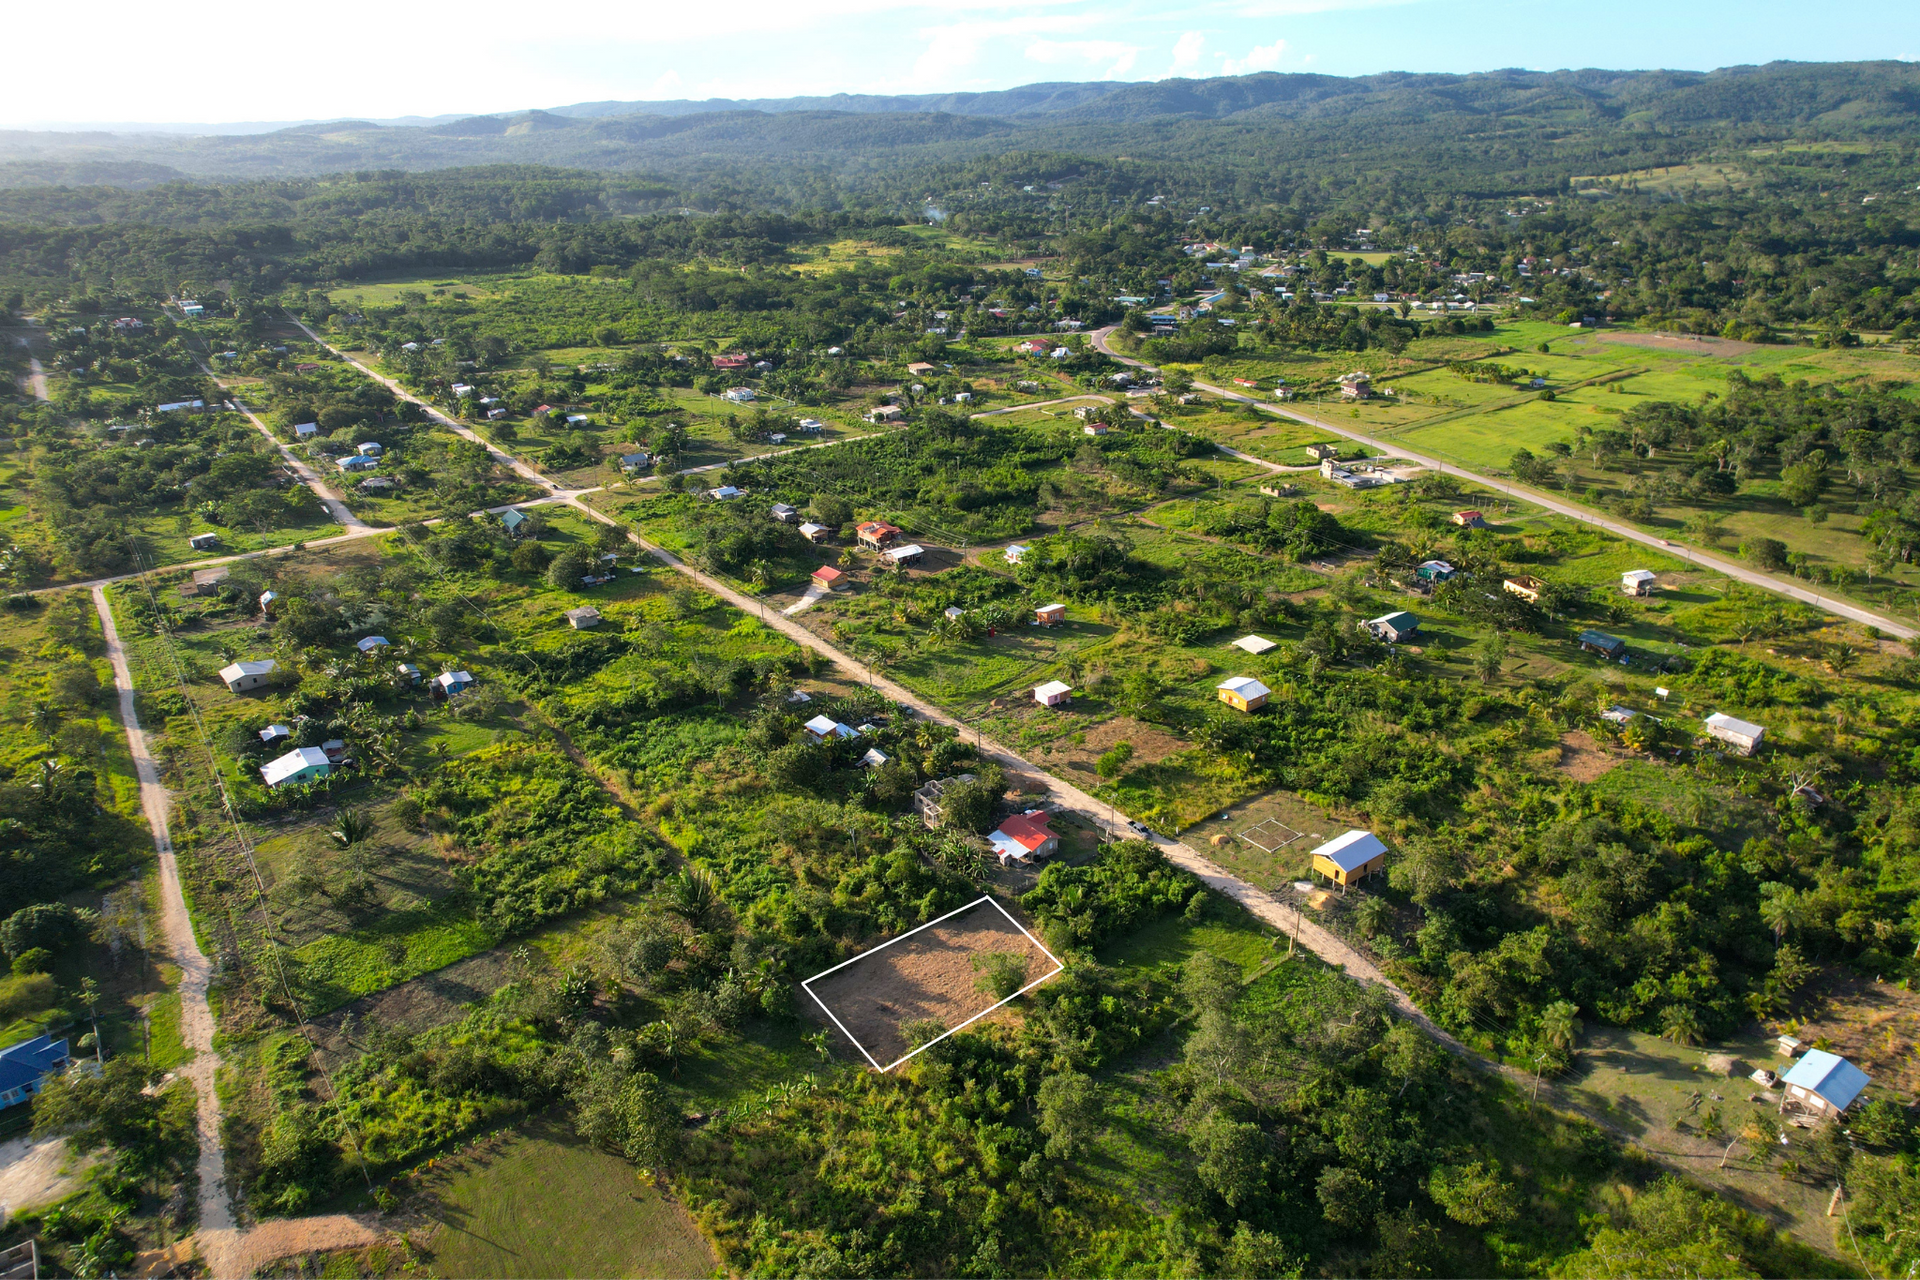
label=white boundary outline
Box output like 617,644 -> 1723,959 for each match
801,894 -> 1066,1072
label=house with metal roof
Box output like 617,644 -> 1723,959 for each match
804,714 -> 858,743
1034,680 -> 1073,707
1704,712 -> 1765,756
434,670 -> 476,698
1621,569 -> 1659,596
0,1035 -> 71,1108
1578,630 -> 1627,660
219,659 -> 277,693
1231,634 -> 1276,655
990,810 -> 1059,865
262,746 -> 331,789
1217,677 -> 1271,712
1364,612 -> 1420,643
1310,830 -> 1388,889
1781,1049 -> 1870,1117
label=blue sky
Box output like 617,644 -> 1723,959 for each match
7,0 -> 1919,128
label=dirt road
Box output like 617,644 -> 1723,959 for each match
91,586 -> 232,1239
1088,326 -> 1917,641
217,391 -> 371,532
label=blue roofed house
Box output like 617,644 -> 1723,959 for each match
0,1035 -> 71,1107
500,509 -> 530,537
337,455 -> 378,473
1782,1049 -> 1870,1119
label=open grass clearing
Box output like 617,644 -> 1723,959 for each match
409,1114 -> 715,1280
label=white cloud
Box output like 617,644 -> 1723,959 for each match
1231,0 -> 1416,14
1171,31 -> 1207,74
1221,39 -> 1287,74
1024,38 -> 1143,77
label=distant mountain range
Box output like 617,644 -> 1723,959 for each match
1,62 -> 1915,195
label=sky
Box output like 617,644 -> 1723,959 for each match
5,0 -> 1918,130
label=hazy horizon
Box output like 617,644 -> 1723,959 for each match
6,0 -> 1917,131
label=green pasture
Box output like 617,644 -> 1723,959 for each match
414,1115 -> 715,1280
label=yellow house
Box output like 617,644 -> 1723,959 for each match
1216,676 -> 1271,712
1310,830 -> 1388,890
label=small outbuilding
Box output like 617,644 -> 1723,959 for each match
1781,1049 -> 1871,1118
1310,830 -> 1388,890
1704,712 -> 1765,756
1217,676 -> 1271,712
259,590 -> 279,613
396,663 -> 422,684
259,723 -> 291,744
1621,569 -> 1659,597
619,452 -> 651,473
219,659 -> 278,693
882,543 -> 925,568
799,522 -> 831,544
262,746 -> 331,789
1004,543 -> 1030,565
565,606 -> 603,630
707,486 -> 743,501
1035,603 -> 1067,627
811,565 -> 844,589
188,532 -> 220,551
1452,510 -> 1486,528
1414,559 -> 1456,583
500,509 -> 531,537
770,503 -> 798,522
1231,634 -> 1277,655
860,747 -> 890,768
1306,443 -> 1341,461
356,636 -> 390,654
1578,630 -> 1627,660
1033,680 -> 1073,707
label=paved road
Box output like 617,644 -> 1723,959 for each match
1089,326 -> 1918,640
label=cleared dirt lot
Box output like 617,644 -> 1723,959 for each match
806,900 -> 1060,1067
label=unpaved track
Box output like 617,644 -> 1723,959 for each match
93,585 -> 383,1276
1088,325 -> 1917,641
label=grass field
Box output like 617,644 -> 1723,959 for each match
414,1115 -> 715,1280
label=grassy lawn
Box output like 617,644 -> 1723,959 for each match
412,1114 -> 715,1280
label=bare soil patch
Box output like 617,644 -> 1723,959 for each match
806,901 -> 1059,1067
1556,730 -> 1623,782
1595,331 -> 1765,358
1788,970 -> 1920,1097
1044,714 -> 1188,780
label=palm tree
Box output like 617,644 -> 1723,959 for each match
1823,643 -> 1860,678
1538,1000 -> 1582,1056
330,809 -> 375,851
1659,1003 -> 1703,1047
1758,882 -> 1805,945
29,702 -> 60,744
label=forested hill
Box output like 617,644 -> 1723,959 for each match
3,60 -> 1918,199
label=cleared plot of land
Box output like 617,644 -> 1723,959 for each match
414,1115 -> 715,1280
807,899 -> 1060,1068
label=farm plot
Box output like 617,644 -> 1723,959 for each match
805,897 -> 1062,1069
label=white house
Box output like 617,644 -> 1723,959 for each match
1781,1049 -> 1871,1117
258,723 -> 291,744
259,590 -> 279,613
804,714 -> 858,743
1621,569 -> 1659,597
1004,544 -> 1030,565
1704,712 -> 1765,756
708,486 -> 743,501
860,747 -> 890,768
262,746 -> 331,789
188,533 -> 220,551
218,659 -> 277,693
355,441 -> 383,457
565,606 -> 602,629
721,387 -> 756,403
619,452 -> 651,473
770,503 -> 798,522
1034,680 -> 1073,707
1231,635 -> 1276,655
293,422 -> 319,438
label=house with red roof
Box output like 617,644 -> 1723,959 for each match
856,520 -> 903,550
989,809 -> 1059,865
